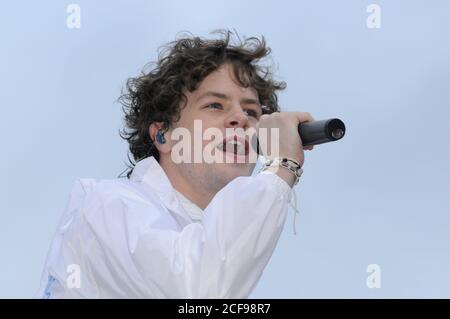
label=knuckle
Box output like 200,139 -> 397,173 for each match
259,114 -> 269,123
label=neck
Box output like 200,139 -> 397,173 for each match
159,158 -> 214,210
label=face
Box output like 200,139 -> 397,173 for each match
163,63 -> 262,194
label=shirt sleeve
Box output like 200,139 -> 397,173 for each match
81,171 -> 292,298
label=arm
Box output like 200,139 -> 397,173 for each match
82,171 -> 291,298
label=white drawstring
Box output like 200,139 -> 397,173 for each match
288,187 -> 300,235
256,155 -> 301,235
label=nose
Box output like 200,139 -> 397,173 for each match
225,107 -> 249,129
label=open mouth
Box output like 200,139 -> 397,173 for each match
215,135 -> 249,157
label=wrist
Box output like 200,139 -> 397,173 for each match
259,157 -> 303,187
264,166 -> 297,188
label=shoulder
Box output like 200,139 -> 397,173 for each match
76,177 -> 173,232
75,177 -> 154,203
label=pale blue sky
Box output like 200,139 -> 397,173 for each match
1,0 -> 449,298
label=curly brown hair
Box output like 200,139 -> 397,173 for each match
118,30 -> 286,178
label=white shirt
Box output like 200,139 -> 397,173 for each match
174,190 -> 203,222
36,156 -> 292,298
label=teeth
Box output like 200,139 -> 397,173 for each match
226,140 -> 242,147
216,139 -> 246,155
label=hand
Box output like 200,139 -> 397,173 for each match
257,112 -> 315,168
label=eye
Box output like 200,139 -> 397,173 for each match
243,109 -> 259,118
205,102 -> 223,110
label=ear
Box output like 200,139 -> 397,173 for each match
149,123 -> 171,155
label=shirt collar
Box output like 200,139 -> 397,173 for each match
174,189 -> 203,221
129,156 -> 193,223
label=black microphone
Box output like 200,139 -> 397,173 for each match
253,118 -> 345,154
298,118 -> 346,146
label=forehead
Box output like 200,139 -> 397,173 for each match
189,64 -> 258,100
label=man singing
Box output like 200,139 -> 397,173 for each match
37,30 -> 314,298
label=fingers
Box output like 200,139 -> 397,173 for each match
295,112 -> 315,150
256,111 -> 316,151
297,111 -> 315,123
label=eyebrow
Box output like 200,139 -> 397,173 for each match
196,91 -> 261,107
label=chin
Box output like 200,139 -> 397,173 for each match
219,163 -> 254,180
